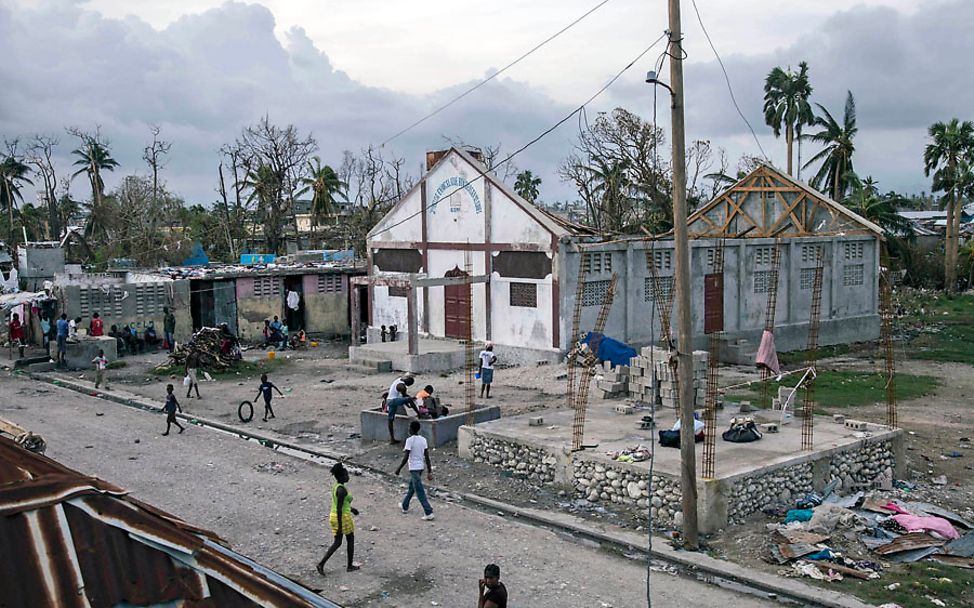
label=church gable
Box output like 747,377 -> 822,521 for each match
688,164 -> 882,239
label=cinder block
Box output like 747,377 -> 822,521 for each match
760,422 -> 779,433
614,404 -> 635,415
832,414 -> 846,424
528,416 -> 544,426
844,419 -> 867,431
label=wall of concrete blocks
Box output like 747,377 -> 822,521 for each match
595,345 -> 709,406
559,235 -> 880,357
58,280 -> 193,343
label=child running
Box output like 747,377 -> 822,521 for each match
161,384 -> 185,436
316,462 -> 361,575
255,373 -> 284,422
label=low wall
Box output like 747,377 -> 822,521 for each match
49,336 -> 118,370
459,422 -> 903,533
360,405 -> 501,447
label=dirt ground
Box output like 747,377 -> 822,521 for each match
1,374 -> 777,608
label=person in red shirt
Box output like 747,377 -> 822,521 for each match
8,312 -> 24,358
89,312 -> 105,337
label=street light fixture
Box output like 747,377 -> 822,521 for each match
645,70 -> 674,98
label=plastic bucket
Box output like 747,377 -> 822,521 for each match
310,341 -> 319,347
267,351 -> 276,361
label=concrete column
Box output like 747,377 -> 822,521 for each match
350,283 -> 361,346
407,285 -> 418,355
624,241 -> 633,342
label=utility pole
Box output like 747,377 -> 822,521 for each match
667,0 -> 699,549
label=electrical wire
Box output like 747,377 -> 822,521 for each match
369,33 -> 669,240
688,0 -> 769,161
381,0 -> 614,147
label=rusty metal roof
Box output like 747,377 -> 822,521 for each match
0,436 -> 340,608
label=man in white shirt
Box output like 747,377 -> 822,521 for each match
395,420 -> 434,520
478,342 -> 497,399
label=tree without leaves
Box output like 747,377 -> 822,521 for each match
339,145 -> 416,258
143,125 -> 172,211
25,135 -> 60,239
763,61 -> 814,176
514,170 -> 542,203
923,118 -> 974,293
802,91 -> 858,201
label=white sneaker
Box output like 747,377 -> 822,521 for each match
421,513 -> 435,521
399,503 -> 407,514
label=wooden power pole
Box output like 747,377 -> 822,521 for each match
667,0 -> 699,549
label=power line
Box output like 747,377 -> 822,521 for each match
688,0 -> 769,161
369,33 -> 669,240
380,0 -> 614,147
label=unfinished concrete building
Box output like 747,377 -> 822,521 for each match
361,150 -> 882,366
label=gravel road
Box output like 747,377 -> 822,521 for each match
2,374 -> 776,608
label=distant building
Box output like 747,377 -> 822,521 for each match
365,148 -> 882,361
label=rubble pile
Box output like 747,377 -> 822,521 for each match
766,486 -> 974,587
158,327 -> 239,371
595,346 -> 708,407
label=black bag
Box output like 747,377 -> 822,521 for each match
722,421 -> 763,443
658,429 -> 681,448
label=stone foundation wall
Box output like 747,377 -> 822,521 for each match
829,440 -> 894,490
572,459 -> 682,525
468,434 -> 557,483
727,462 -> 813,524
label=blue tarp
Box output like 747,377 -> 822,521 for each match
240,253 -> 276,265
582,332 -> 637,367
183,243 -> 209,267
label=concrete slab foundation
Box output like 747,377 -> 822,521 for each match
458,404 -> 902,533
360,405 -> 501,447
349,337 -> 561,373
49,336 -> 118,370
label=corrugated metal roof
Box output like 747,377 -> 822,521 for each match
0,436 -> 340,608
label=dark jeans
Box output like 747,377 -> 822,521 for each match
402,470 -> 432,515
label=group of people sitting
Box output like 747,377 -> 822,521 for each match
382,376 -> 449,444
108,321 -> 162,355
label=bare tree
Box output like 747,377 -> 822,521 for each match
25,136 -> 60,239
338,145 -> 416,257
143,125 -> 172,209
441,137 -> 519,183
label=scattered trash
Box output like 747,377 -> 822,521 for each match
931,475 -> 948,486
784,509 -> 814,523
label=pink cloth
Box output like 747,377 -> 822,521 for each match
755,330 -> 781,374
882,502 -> 911,515
891,514 -> 960,540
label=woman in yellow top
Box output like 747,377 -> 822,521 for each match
316,462 -> 361,574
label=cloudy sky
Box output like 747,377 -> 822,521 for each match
3,0 -> 970,205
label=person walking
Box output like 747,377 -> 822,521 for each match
478,342 -> 497,399
40,315 -> 51,350
92,348 -> 110,390
163,306 -> 176,352
55,313 -> 69,366
255,373 -> 284,422
8,312 -> 24,358
89,312 -> 104,337
478,564 -> 508,608
185,348 -> 202,399
161,384 -> 185,435
395,420 -> 434,520
316,462 -> 361,575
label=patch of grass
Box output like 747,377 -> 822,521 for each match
841,563 -> 974,608
909,324 -> 974,365
105,361 -> 127,370
152,357 -> 287,378
727,370 -> 938,411
778,343 -> 855,366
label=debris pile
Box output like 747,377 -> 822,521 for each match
767,486 -> 974,585
158,327 -> 240,371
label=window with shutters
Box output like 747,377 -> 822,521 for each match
843,264 -> 864,286
801,244 -> 824,265
317,274 -> 343,293
509,282 -> 537,308
644,276 -> 674,302
843,242 -> 864,260
754,247 -> 773,267
647,250 -> 673,273
253,277 -> 281,297
581,280 -> 611,307
582,252 -> 612,274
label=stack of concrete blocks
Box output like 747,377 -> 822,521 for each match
595,360 -> 630,399
626,346 -> 708,408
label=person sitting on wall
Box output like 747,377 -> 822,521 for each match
144,321 -> 161,350
109,324 -> 128,355
89,312 -> 105,337
125,323 -> 145,354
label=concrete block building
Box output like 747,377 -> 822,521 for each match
365,149 -> 883,361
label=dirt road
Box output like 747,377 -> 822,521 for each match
2,374 -> 777,608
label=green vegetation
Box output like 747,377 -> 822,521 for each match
727,370 -> 937,412
105,360 -> 127,370
777,343 -> 856,366
898,291 -> 974,363
841,563 -> 974,608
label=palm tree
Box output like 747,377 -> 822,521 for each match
0,155 -> 33,243
71,137 -> 119,240
299,157 -> 347,227
803,91 -> 858,201
923,118 -> 974,293
763,61 -> 814,176
842,175 -> 914,237
514,170 -> 542,203
586,159 -> 632,233
243,164 -> 283,253
17,203 -> 48,241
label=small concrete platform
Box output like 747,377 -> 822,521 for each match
349,338 -> 468,373
360,405 -> 501,447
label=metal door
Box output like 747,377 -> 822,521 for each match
443,267 -> 469,339
213,280 -> 238,334
704,273 -> 723,334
